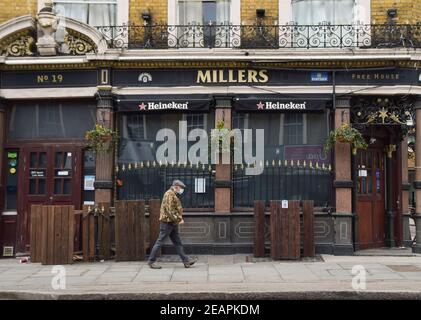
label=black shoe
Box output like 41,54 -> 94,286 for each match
148,261 -> 162,269
183,258 -> 197,268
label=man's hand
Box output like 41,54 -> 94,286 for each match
179,219 -> 185,224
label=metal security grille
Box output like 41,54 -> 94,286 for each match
232,160 -> 333,208
116,162 -> 215,209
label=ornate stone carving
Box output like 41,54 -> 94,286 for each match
3,35 -> 35,56
35,2 -> 59,56
64,33 -> 95,55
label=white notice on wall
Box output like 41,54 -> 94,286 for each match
84,175 -> 95,191
195,178 -> 206,193
358,170 -> 368,177
282,200 -> 288,209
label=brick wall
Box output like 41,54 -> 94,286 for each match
130,0 -> 168,24
0,0 -> 37,24
371,0 -> 421,24
241,0 -> 278,24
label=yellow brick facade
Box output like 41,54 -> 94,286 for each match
0,0 -> 37,24
371,0 -> 421,24
241,0 -> 278,24
129,0 -> 167,25
0,0 -> 421,26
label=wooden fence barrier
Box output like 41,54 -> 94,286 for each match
30,205 -> 74,265
82,203 -> 112,261
255,200 -> 314,260
253,200 -> 265,258
115,200 -> 146,261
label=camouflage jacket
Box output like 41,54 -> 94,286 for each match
159,188 -> 183,224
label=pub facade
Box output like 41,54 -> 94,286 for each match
1,3 -> 421,257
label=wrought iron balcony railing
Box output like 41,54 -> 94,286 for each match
96,23 -> 421,49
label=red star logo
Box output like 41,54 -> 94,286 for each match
138,102 -> 146,110
257,101 -> 265,110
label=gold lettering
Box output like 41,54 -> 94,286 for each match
212,70 -> 218,83
197,70 -> 212,83
258,70 -> 269,83
238,69 -> 246,83
248,70 -> 258,82
228,69 -> 237,83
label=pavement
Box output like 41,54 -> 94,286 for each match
1,253 -> 421,299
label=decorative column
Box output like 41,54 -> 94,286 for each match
413,99 -> 421,253
0,98 -> 5,214
332,98 -> 354,255
0,98 -> 5,191
385,144 -> 396,247
214,98 -> 232,213
94,86 -> 115,204
401,136 -> 412,247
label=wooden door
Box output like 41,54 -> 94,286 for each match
17,146 -> 82,252
357,147 -> 386,249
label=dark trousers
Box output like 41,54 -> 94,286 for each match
148,221 -> 188,262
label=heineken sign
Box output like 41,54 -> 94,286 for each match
233,95 -> 331,112
256,101 -> 307,110
138,101 -> 189,111
115,94 -> 213,112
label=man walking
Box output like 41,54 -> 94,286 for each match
148,180 -> 197,269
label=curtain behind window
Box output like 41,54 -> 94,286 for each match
177,0 -> 231,47
54,1 -> 116,26
179,0 -> 202,25
216,0 -> 230,24
292,0 -> 355,24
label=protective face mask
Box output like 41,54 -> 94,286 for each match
178,188 -> 184,195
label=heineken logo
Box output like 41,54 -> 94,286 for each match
256,101 -> 307,110
138,101 -> 189,111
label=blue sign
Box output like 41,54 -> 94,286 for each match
311,72 -> 329,82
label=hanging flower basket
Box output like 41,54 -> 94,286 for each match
210,120 -> 233,154
85,124 -> 118,154
324,123 -> 368,155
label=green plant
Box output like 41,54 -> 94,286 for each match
324,123 -> 368,155
85,124 -> 118,154
211,120 -> 233,153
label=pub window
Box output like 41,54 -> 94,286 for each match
8,101 -> 96,140
53,0 -> 117,26
184,114 -> 207,131
232,111 -> 331,208
126,114 -> 146,140
283,113 -> 304,145
117,112 -> 215,209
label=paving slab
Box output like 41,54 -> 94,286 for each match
0,254 -> 421,299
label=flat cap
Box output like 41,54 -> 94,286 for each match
172,179 -> 186,188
